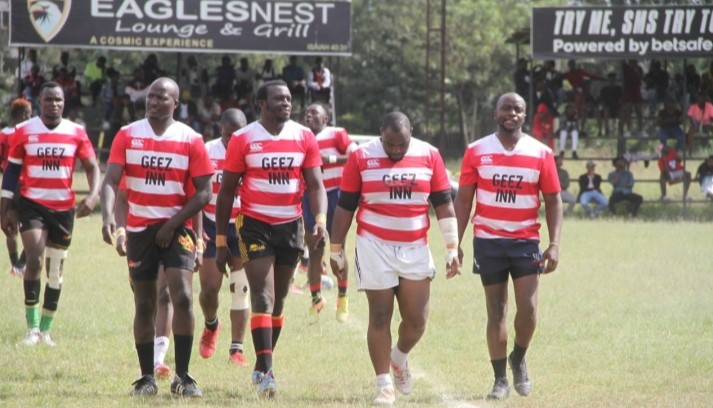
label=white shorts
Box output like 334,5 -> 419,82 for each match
668,169 -> 684,182
354,235 -> 436,291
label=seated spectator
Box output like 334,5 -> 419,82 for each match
656,99 -> 685,152
213,55 -> 236,101
283,55 -> 306,109
695,155 -> 713,199
658,146 -> 691,201
578,160 -> 608,218
257,59 -> 280,84
559,103 -> 579,159
234,57 -> 257,102
607,157 -> 643,217
52,51 -> 77,81
531,102 -> 554,149
197,94 -> 222,136
84,56 -> 107,107
307,57 -> 331,103
598,73 -> 622,137
124,67 -> 149,103
556,156 -> 577,215
686,92 -> 713,156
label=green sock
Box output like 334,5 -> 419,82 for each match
39,314 -> 54,332
25,305 -> 39,329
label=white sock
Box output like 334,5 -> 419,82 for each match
154,336 -> 170,365
390,346 -> 408,369
376,374 -> 393,388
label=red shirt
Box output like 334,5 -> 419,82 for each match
223,120 -> 322,224
203,138 -> 240,223
9,117 -> 95,211
459,133 -> 560,240
315,126 -> 353,191
0,126 -> 13,170
658,148 -> 684,172
108,119 -> 213,232
339,138 -> 451,246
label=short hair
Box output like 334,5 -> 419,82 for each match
255,80 -> 288,103
10,98 -> 32,120
39,81 -> 62,94
221,108 -> 247,129
307,102 -> 330,118
381,112 -> 411,133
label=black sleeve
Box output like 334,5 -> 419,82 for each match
429,189 -> 452,208
337,191 -> 360,212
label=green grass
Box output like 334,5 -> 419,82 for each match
1,213 -> 712,407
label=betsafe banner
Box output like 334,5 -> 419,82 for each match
10,0 -> 352,55
532,5 -> 713,60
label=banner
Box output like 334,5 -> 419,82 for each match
532,5 -> 713,60
10,0 -> 352,55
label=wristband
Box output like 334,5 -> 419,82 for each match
215,234 -> 227,248
549,242 -> 559,248
315,213 -> 327,225
115,227 -> 126,238
328,155 -> 337,164
437,217 -> 458,248
330,243 -> 342,252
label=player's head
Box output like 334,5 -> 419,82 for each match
146,77 -> 179,122
494,93 -> 526,135
39,81 -> 64,125
220,108 -> 247,138
380,112 -> 412,162
256,80 -> 291,123
10,98 -> 32,124
303,103 -> 329,134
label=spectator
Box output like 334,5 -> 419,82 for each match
643,60 -> 670,115
55,68 -> 81,114
607,157 -> 643,217
656,99 -> 685,152
22,64 -> 46,111
52,51 -> 77,80
141,54 -> 165,84
686,92 -> 713,156
100,68 -> 124,126
695,155 -> 713,199
658,146 -> 691,201
531,102 -> 554,149
620,60 -> 644,137
701,60 -> 713,102
282,56 -> 306,109
124,67 -> 149,103
180,55 -> 207,100
83,56 -> 107,107
213,55 -> 236,101
307,57 -> 331,103
535,60 -> 565,106
257,59 -> 280,84
578,161 -> 608,218
533,79 -> 557,117
685,64 -> 701,103
18,49 -> 46,79
558,104 -> 579,159
514,58 -> 530,104
598,73 -> 622,137
234,58 -> 257,102
175,90 -> 201,132
197,94 -> 221,136
562,59 -> 603,91
555,156 -> 577,215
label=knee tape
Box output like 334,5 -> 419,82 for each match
230,268 -> 249,311
45,247 -> 67,290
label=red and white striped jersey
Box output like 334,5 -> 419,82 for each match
108,119 -> 213,232
339,137 -> 451,246
0,126 -> 14,169
315,126 -> 353,191
459,133 -> 560,240
203,138 -> 240,222
223,120 -> 322,224
8,117 -> 95,211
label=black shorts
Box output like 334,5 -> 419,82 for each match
126,222 -> 197,281
236,213 -> 304,266
18,196 -> 75,247
473,238 -> 542,286
203,216 -> 239,258
302,188 -> 340,233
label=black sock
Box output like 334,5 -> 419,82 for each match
205,317 -> 219,332
174,334 -> 193,378
136,342 -> 154,377
491,358 -> 507,379
511,343 -> 528,366
19,250 -> 26,265
9,251 -> 18,265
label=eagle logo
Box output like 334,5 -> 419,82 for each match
28,0 -> 71,43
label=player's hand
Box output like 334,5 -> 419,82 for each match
76,195 -> 99,218
540,244 -> 559,274
215,246 -> 232,275
194,238 -> 205,272
115,231 -> 127,256
0,209 -> 18,238
312,222 -> 328,250
101,221 -> 116,245
445,246 -> 461,279
155,223 -> 176,248
329,244 -> 347,281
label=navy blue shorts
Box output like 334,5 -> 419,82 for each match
203,216 -> 240,258
472,238 -> 542,286
302,188 -> 340,233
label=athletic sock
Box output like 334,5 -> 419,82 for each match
23,279 -> 41,328
491,358 -> 507,379
250,313 -> 273,373
390,346 -> 408,369
205,317 -> 219,332
511,343 -> 528,365
337,280 -> 348,297
40,285 -> 61,332
136,342 -> 154,377
25,305 -> 40,329
271,315 -> 284,349
376,373 -> 393,388
310,283 -> 322,300
173,334 -> 193,378
9,251 -> 18,265
154,336 -> 170,365
229,341 -> 244,355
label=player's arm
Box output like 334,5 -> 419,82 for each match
541,192 -> 563,274
303,165 -> 328,249
100,163 -> 124,245
76,156 -> 101,217
155,174 -> 212,249
432,189 -> 460,278
329,191 -> 359,280
0,160 -> 22,237
114,188 -> 128,256
215,169 -> 242,274
192,211 -> 204,272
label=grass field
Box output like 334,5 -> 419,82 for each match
0,212 -> 711,408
